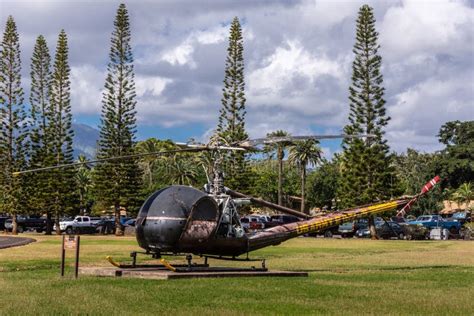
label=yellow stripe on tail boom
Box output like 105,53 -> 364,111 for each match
296,201 -> 401,235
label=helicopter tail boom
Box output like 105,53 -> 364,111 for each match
248,199 -> 406,251
248,176 -> 440,252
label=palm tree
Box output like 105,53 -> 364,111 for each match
288,139 -> 322,213
167,154 -> 199,186
264,130 -> 291,206
451,183 -> 473,209
135,138 -> 175,189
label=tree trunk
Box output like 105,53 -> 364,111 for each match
79,192 -> 84,215
55,211 -> 61,235
301,165 -> 306,214
369,216 -> 378,240
277,148 -> 283,206
45,211 -> 52,235
115,203 -> 123,236
12,214 -> 18,235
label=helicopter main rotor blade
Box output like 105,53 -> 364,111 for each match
238,134 -> 375,147
175,143 -> 246,151
12,145 -> 243,176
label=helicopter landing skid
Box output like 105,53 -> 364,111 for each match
106,252 -> 210,269
158,256 -> 267,273
106,252 -> 267,272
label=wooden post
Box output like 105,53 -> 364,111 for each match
61,235 -> 65,277
75,236 -> 80,279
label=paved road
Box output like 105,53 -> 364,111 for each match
0,236 -> 36,249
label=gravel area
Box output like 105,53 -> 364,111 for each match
0,236 -> 36,249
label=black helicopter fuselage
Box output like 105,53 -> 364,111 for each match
136,185 -> 252,256
135,185 -> 411,258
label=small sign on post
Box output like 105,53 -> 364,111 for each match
61,235 -> 81,278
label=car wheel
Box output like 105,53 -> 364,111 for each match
324,231 -> 333,238
449,226 -> 458,235
398,233 -> 404,240
65,227 -> 73,235
17,226 -> 24,233
406,234 -> 412,240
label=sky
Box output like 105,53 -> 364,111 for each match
0,0 -> 473,158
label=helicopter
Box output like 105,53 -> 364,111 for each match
14,134 -> 440,270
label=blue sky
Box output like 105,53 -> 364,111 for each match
1,0 -> 473,158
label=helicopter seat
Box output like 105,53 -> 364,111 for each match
178,195 -> 219,248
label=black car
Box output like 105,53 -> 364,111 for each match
0,216 -> 10,230
338,219 -> 368,238
4,216 -> 48,233
376,222 -> 405,239
265,215 -> 300,228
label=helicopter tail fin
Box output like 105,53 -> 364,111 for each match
396,176 -> 441,217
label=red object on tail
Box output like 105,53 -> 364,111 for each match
396,176 -> 441,217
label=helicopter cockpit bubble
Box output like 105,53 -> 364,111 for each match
136,186 -> 219,252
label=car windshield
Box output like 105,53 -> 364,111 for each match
452,212 -> 466,219
240,218 -> 249,223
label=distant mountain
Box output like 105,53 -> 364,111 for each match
73,123 -> 99,159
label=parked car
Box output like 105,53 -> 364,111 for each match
0,216 -> 10,231
123,218 -> 136,227
5,216 -> 48,233
96,217 -> 116,234
316,226 -> 340,238
338,219 -> 369,238
410,215 -> 462,234
241,215 -> 267,232
390,216 -> 407,224
377,222 -> 405,239
55,216 -> 102,234
355,218 -> 387,238
265,214 -> 300,228
446,211 -> 471,225
355,225 -> 371,238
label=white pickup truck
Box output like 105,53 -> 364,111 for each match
56,216 -> 102,234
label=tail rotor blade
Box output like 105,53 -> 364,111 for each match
396,176 -> 441,217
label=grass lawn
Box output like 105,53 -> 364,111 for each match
0,234 -> 472,315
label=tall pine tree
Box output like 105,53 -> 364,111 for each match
50,30 -> 76,234
29,35 -> 54,234
94,3 -> 142,235
0,16 -> 28,234
337,5 -> 395,208
216,17 -> 249,192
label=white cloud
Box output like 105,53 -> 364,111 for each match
70,65 -> 104,114
246,39 -> 350,129
298,0 -> 362,29
136,76 -> 171,97
387,72 -> 474,152
380,0 -> 473,61
195,25 -> 228,45
162,42 -> 196,68
160,25 -> 229,68
248,40 -> 345,103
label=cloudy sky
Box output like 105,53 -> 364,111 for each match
1,0 -> 473,156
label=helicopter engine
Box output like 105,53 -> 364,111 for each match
136,185 -> 220,253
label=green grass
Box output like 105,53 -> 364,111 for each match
0,235 -> 473,315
